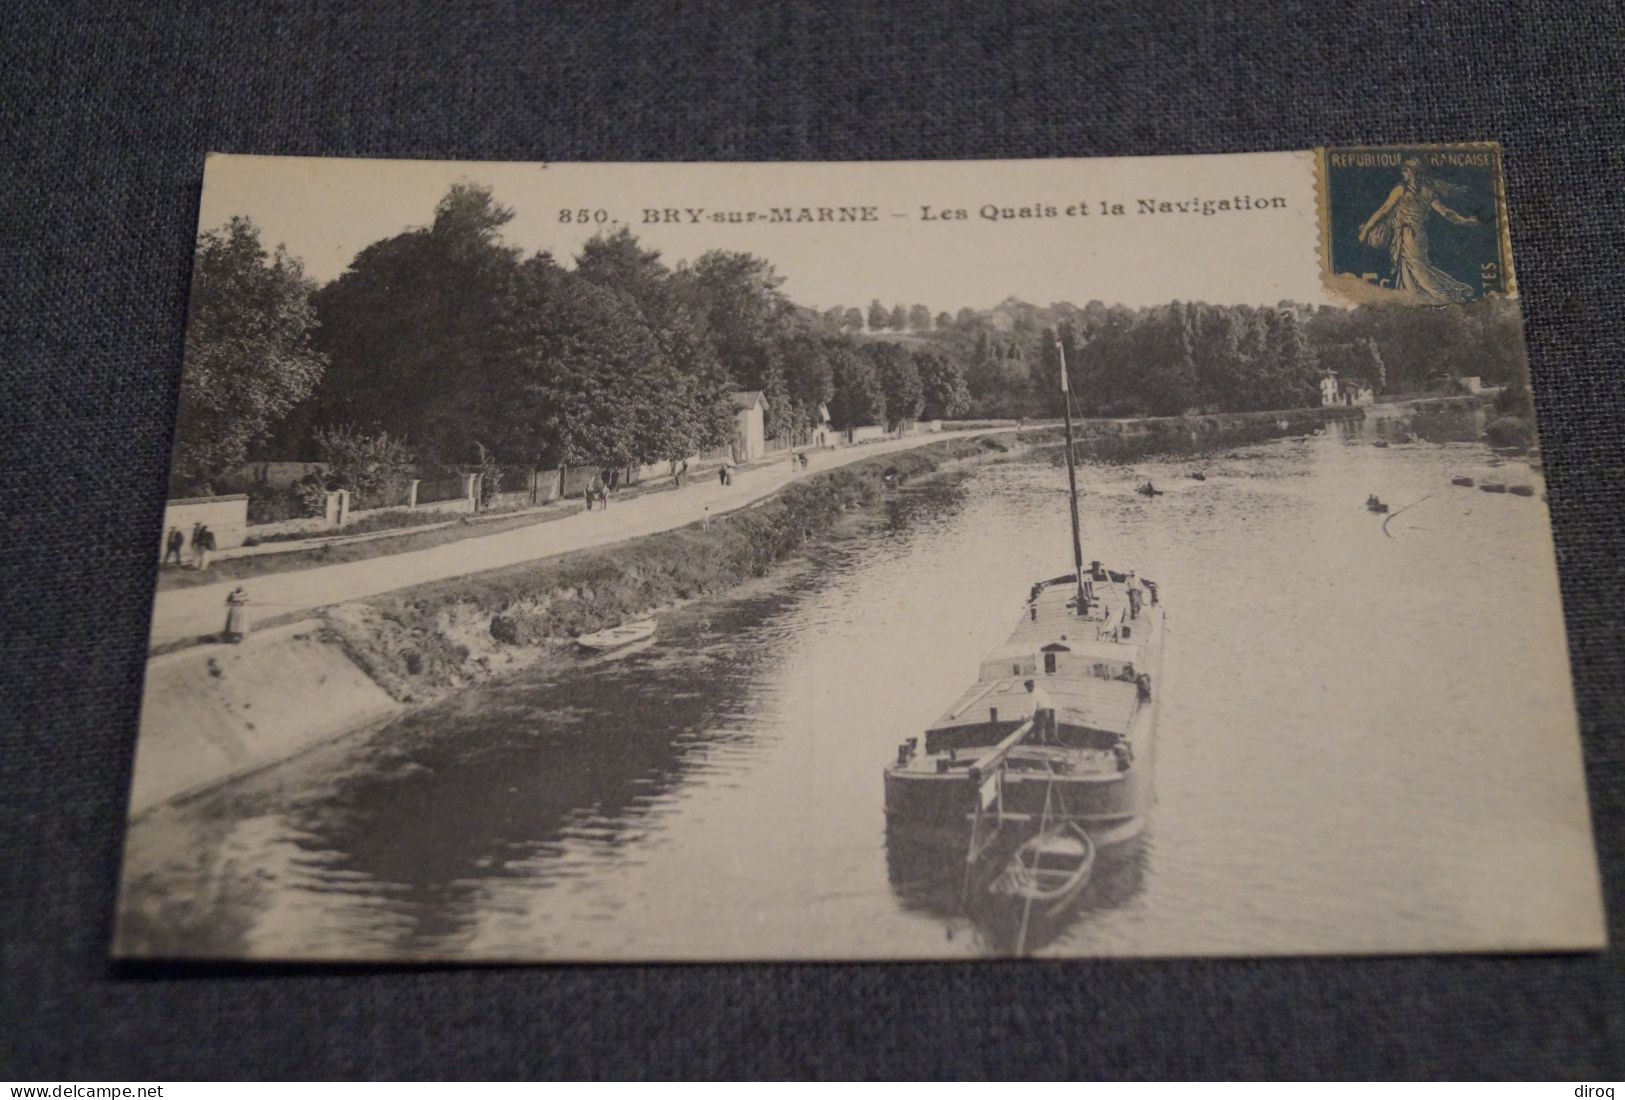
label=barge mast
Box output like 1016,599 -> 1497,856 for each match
1057,336 -> 1087,613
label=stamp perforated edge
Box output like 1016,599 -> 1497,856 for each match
1314,142 -> 1518,307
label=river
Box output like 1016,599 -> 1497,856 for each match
117,412 -> 1602,960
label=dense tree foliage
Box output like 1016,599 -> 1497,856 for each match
826,343 -> 887,432
188,184 -> 1533,491
299,185 -> 521,465
862,341 -> 924,428
173,217 -> 326,492
312,424 -> 415,510
940,295 -> 1527,419
916,347 -> 972,420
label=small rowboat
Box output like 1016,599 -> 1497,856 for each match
576,618 -> 657,652
1451,476 -> 1474,487
988,821 -> 1096,918
1508,484 -> 1535,497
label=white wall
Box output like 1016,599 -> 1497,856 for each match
239,461 -> 327,489
159,495 -> 248,556
736,407 -> 766,460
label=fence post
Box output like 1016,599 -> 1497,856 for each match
325,489 -> 350,528
464,473 -> 480,512
407,479 -> 420,510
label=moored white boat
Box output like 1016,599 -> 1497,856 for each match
989,820 -> 1096,919
576,618 -> 657,652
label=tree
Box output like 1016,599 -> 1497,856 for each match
914,348 -> 971,420
826,343 -> 886,431
575,226 -> 674,315
842,306 -> 866,332
1138,303 -> 1199,416
1253,307 -> 1317,409
1319,337 -> 1387,393
312,424 -> 415,510
778,333 -> 836,420
171,217 -> 326,492
864,341 -> 923,427
889,303 -> 909,331
501,257 -> 695,470
575,229 -> 736,455
675,250 -> 799,436
935,311 -> 954,331
867,299 -> 890,331
1030,323 -> 1083,416
907,304 -> 934,332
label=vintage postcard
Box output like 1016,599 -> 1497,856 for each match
116,147 -> 1605,961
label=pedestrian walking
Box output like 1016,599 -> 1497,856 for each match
222,587 -> 250,643
195,524 -> 215,570
163,527 -> 184,566
718,465 -> 729,487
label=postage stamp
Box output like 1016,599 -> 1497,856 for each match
1319,143 -> 1516,306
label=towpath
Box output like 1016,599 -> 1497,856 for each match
148,429 -> 1008,649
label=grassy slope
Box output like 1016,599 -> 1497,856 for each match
318,406 -> 1365,706
323,435 -> 1014,704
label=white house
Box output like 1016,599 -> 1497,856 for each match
1320,372 -> 1375,407
731,390 -> 769,461
812,403 -> 834,448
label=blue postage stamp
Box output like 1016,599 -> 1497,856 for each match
1319,143 -> 1515,305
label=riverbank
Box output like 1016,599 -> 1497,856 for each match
147,429 -> 1014,650
127,619 -> 405,813
323,433 -> 1015,706
127,434 -> 1013,814
1042,405 -> 1366,464
322,407 -> 1369,707
129,405 -> 1367,815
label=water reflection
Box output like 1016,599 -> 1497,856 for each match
119,423 -> 1596,961
884,824 -> 1148,954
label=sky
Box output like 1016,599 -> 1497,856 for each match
197,151 -> 1335,313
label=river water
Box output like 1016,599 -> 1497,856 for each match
118,413 -> 1603,960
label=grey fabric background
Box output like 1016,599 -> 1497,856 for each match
2,0 -> 1622,1080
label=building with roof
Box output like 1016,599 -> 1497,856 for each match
731,390 -> 769,461
1320,372 -> 1375,407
